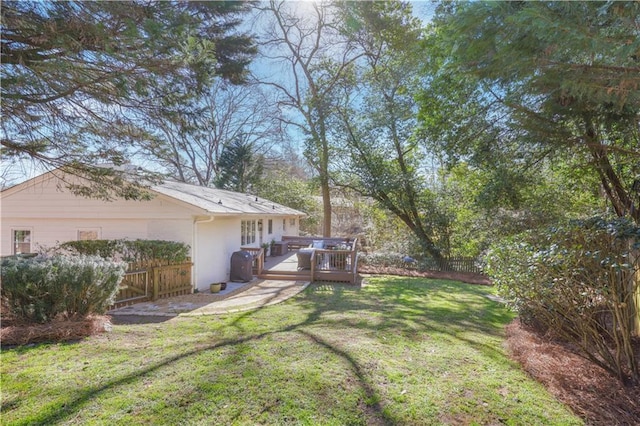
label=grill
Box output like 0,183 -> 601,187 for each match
230,250 -> 253,282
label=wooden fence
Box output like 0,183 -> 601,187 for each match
414,256 -> 483,274
439,257 -> 482,274
113,258 -> 192,307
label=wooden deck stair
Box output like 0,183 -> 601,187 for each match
258,269 -> 311,281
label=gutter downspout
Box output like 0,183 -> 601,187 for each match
193,216 -> 214,292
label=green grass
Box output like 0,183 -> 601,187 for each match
1,277 -> 582,425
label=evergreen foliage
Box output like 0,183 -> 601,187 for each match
1,255 -> 125,323
58,239 -> 190,263
255,169 -> 320,234
486,218 -> 640,384
1,1 -> 256,197
215,137 -> 264,193
432,1 -> 640,223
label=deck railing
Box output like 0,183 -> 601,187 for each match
305,237 -> 358,284
312,248 -> 358,283
240,246 -> 265,275
257,236 -> 359,284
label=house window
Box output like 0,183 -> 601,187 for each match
77,229 -> 100,241
241,220 -> 256,245
290,218 -> 296,227
268,219 -> 273,234
283,219 -> 286,232
13,229 -> 31,254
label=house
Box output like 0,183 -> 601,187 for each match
0,169 -> 306,291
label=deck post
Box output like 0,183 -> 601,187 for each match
310,250 -> 316,282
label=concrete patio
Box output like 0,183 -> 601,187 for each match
109,279 -> 309,317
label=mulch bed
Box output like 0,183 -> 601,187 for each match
505,320 -> 640,425
0,315 -> 112,347
358,265 -> 492,285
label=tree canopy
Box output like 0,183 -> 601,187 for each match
431,1 -> 640,223
332,1 -> 450,261
215,137 -> 264,193
1,1 -> 256,198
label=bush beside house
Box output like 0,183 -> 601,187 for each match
1,255 -> 125,324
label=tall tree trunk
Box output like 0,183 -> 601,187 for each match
584,115 -> 639,223
321,177 -> 332,237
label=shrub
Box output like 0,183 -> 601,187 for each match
359,252 -> 407,268
1,255 -> 125,323
58,239 -> 190,263
486,218 -> 640,385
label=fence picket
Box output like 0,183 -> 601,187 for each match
113,258 -> 192,307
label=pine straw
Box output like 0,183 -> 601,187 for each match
358,265 -> 492,285
0,315 -> 112,346
505,320 -> 640,425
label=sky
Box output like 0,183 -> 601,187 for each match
0,1 -> 438,188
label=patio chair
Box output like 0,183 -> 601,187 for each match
297,248 -> 314,270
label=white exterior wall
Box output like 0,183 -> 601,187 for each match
0,175 -> 198,256
194,217 -> 239,291
192,215 -> 300,292
1,173 -> 304,292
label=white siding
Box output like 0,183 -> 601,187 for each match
1,173 -> 302,291
194,217 -> 240,291
0,176 -> 198,256
1,219 -> 149,254
147,220 -> 193,245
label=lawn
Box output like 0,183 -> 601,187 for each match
1,276 -> 582,425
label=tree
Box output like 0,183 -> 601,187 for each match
441,159 -> 603,257
136,80 -> 281,187
256,0 -> 361,236
215,137 -> 264,193
433,1 -> 640,223
330,1 -> 449,262
1,1 -> 256,198
255,166 -> 321,234
435,2 -> 640,352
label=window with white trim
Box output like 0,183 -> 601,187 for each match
241,220 -> 256,245
268,219 -> 273,234
13,229 -> 32,254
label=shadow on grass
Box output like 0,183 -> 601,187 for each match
109,315 -> 175,325
299,329 -> 397,425
12,276 -> 511,425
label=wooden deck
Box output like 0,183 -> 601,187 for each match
243,237 -> 359,284
264,251 -> 301,273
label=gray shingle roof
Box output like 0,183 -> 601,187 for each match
153,181 -> 305,217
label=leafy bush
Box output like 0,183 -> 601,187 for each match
359,252 -> 407,268
58,239 -> 190,263
486,218 -> 640,385
1,255 -> 125,323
